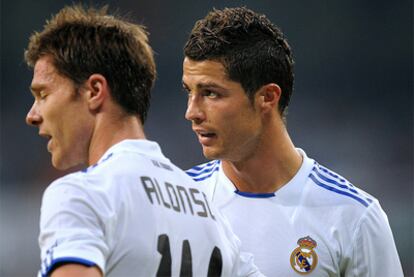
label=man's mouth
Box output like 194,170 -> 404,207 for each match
47,138 -> 53,152
199,131 -> 215,138
40,133 -> 53,151
195,130 -> 217,145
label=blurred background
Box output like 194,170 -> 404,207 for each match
1,0 -> 412,276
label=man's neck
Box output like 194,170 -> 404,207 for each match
222,128 -> 302,194
88,113 -> 146,165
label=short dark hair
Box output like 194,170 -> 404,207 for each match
25,4 -> 156,122
184,7 -> 294,119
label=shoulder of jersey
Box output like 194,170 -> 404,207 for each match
308,161 -> 377,209
186,160 -> 221,182
47,152 -> 118,189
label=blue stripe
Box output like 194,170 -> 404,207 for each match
309,174 -> 370,207
192,166 -> 220,181
312,167 -> 358,194
42,257 -> 96,277
235,190 -> 275,198
318,164 -> 352,186
313,165 -> 372,205
82,153 -> 114,173
186,162 -> 219,177
188,160 -> 218,172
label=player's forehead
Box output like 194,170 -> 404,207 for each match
182,57 -> 235,89
31,56 -> 62,91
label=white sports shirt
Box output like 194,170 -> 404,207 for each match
38,139 -> 261,277
186,149 -> 404,277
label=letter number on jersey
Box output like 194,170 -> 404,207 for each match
156,234 -> 223,276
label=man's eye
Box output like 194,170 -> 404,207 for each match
39,92 -> 47,99
182,87 -> 191,97
205,90 -> 218,98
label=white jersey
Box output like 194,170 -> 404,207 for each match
186,149 -> 404,277
38,139 -> 261,277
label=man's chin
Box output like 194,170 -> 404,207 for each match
51,160 -> 72,171
202,147 -> 222,160
51,156 -> 84,171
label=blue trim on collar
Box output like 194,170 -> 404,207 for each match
82,153 -> 114,173
234,190 -> 275,198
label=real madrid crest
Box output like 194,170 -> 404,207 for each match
290,236 -> 318,274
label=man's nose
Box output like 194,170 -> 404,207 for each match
26,102 -> 42,126
185,96 -> 206,124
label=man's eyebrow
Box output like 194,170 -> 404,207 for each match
29,84 -> 45,95
182,82 -> 190,90
182,81 -> 226,91
197,82 -> 226,90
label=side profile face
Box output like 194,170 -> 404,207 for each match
26,55 -> 94,170
183,57 -> 264,162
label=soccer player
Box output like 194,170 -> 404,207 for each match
183,7 -> 404,276
25,5 -> 261,277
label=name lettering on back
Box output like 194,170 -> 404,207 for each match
141,176 -> 215,220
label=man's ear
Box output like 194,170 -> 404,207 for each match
256,83 -> 281,113
84,74 -> 109,111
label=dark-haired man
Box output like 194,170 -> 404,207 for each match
25,5 -> 261,277
184,7 -> 403,276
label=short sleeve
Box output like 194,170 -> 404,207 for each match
38,178 -> 109,276
344,200 -> 404,276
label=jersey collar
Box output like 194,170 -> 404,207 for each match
97,139 -> 167,164
215,148 -> 314,201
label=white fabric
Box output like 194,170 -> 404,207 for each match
38,139 -> 261,277
187,149 -> 404,277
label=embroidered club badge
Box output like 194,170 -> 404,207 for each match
290,236 -> 318,274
